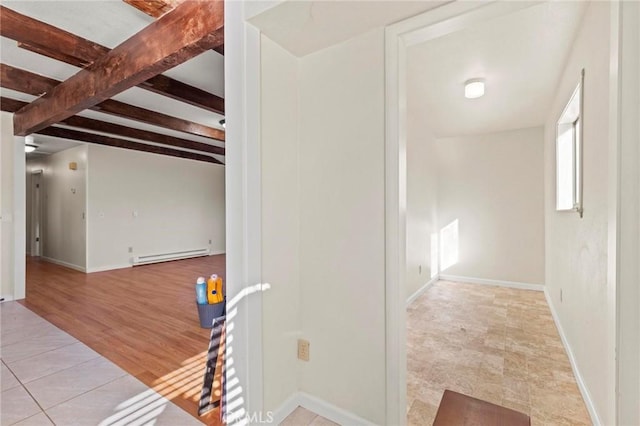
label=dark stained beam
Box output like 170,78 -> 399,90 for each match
61,115 -> 225,156
38,127 -> 223,165
13,0 -> 224,135
122,0 -> 224,55
0,63 -> 58,96
138,75 -> 225,115
0,96 -> 27,113
1,5 -> 225,114
94,100 -> 225,141
123,0 -> 180,18
1,96 -> 224,156
0,64 -> 224,141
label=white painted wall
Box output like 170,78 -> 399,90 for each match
25,146 -> 88,271
435,127 -> 545,285
543,2 -> 614,424
260,35 -> 301,412
406,111 -> 438,299
86,145 -> 225,272
297,28 -> 386,424
1,112 -> 15,300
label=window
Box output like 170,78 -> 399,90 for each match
556,69 -> 584,217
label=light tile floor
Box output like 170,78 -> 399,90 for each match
280,407 -> 338,426
407,281 -> 592,425
0,301 -> 203,425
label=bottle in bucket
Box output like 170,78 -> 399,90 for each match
195,277 -> 207,304
207,274 -> 224,304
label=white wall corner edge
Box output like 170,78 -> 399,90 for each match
439,274 -> 544,292
543,288 -> 602,426
271,392 -> 376,426
406,276 -> 439,306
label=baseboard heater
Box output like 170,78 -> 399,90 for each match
132,248 -> 210,266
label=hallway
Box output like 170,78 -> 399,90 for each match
407,281 -> 591,425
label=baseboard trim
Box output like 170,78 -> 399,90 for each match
272,392 -> 375,426
271,393 -> 301,425
439,274 -> 544,292
543,289 -> 601,426
209,250 -> 226,256
86,264 -> 132,273
406,276 -> 439,306
41,257 -> 86,273
1,295 -> 14,302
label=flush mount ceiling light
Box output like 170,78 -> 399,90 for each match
464,78 -> 485,99
25,135 -> 36,153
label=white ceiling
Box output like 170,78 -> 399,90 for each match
251,0 -> 448,57
0,1 -> 225,160
407,1 -> 587,137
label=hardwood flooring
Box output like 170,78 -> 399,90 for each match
20,255 -> 226,425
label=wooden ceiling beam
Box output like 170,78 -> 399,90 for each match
0,63 -> 224,141
123,0 -> 181,18
122,0 -> 224,55
1,96 -> 224,156
0,5 -> 225,114
39,126 -> 223,164
12,0 -> 224,136
61,115 -> 225,156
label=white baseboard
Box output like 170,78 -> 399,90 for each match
209,250 -> 226,256
86,264 -> 132,273
544,289 -> 601,426
406,276 -> 439,306
0,295 -> 14,302
41,257 -> 86,273
271,393 -> 301,425
272,392 -> 375,426
439,274 -> 544,292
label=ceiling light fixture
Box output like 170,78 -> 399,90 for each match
464,78 -> 485,99
25,135 -> 36,153
219,119 -> 225,128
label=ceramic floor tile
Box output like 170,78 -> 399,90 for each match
0,385 -> 42,425
46,374 -> 203,426
407,280 -> 590,424
280,406 -> 319,426
8,342 -> 101,384
25,356 -> 128,409
1,361 -> 21,391
13,411 -> 55,426
0,321 -> 62,349
0,330 -> 78,364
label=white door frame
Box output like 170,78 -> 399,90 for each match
384,1 -> 635,425
384,3 -> 543,423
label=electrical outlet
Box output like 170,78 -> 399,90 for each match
209,239 -> 212,244
298,339 -> 310,361
128,247 -> 133,253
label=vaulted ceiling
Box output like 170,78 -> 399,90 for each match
0,0 -> 226,164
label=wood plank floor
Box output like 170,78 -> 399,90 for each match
20,255 -> 226,425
